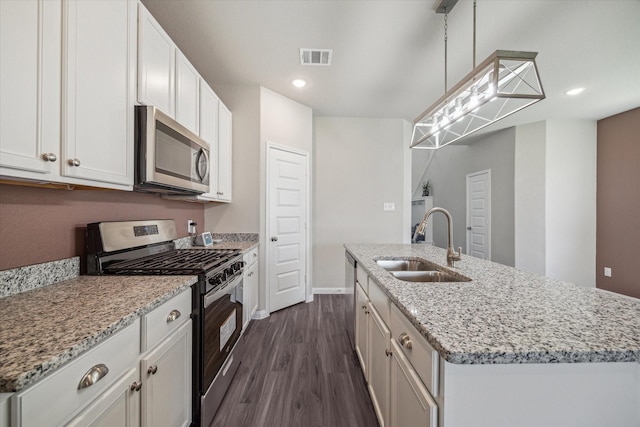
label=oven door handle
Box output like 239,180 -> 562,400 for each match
204,273 -> 243,308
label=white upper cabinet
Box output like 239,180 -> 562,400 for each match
62,0 -> 136,187
137,2 -> 175,117
1,0 -> 134,190
0,0 -> 61,179
175,51 -> 200,134
216,101 -> 232,202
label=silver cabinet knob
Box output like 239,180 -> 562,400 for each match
385,349 -> 393,357
78,364 -> 109,389
130,381 -> 142,392
147,365 -> 158,375
42,153 -> 57,162
271,236 -> 278,242
398,332 -> 413,350
166,309 -> 181,323
466,226 -> 472,230
68,158 -> 81,167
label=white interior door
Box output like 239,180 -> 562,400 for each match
267,145 -> 308,313
466,170 -> 491,260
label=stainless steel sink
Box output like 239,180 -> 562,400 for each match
375,257 -> 471,282
375,259 -> 437,272
391,270 -> 470,283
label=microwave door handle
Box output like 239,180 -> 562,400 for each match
195,148 -> 209,182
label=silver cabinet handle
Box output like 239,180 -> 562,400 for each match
130,381 -> 142,392
253,253 -> 257,258
217,191 -> 223,196
271,236 -> 278,242
68,158 -> 81,167
398,332 -> 413,350
42,153 -> 57,162
78,364 -> 109,389
166,309 -> 181,323
147,365 -> 158,375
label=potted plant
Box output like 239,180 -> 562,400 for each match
422,180 -> 432,197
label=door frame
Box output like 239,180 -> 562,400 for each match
264,142 -> 311,315
466,169 -> 491,260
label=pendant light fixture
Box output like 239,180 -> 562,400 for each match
411,0 -> 545,150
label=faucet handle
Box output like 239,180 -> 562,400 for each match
456,247 -> 463,259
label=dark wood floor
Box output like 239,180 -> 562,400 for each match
210,294 -> 379,427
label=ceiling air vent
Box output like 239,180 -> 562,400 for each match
300,48 -> 332,66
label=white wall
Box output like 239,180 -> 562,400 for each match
418,128 -> 516,266
515,121 -> 546,275
313,117 -> 410,291
545,120 -> 596,287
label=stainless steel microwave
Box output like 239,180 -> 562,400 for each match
134,105 -> 210,195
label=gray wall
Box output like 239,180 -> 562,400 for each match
421,128 -> 516,267
313,117 -> 411,290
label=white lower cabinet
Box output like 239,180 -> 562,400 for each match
390,340 -> 438,427
7,289 -> 192,427
67,367 -> 140,427
352,261 -> 439,427
355,282 -> 369,381
242,247 -> 259,328
140,320 -> 191,427
367,303 -> 391,427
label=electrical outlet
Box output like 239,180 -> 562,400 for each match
187,219 -> 194,234
604,267 -> 612,277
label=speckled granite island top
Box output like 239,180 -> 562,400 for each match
345,244 -> 640,365
0,275 -> 197,393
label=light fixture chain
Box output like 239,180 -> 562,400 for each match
444,10 -> 448,92
473,0 -> 477,68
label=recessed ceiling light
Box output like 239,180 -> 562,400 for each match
292,79 -> 307,88
565,87 -> 585,96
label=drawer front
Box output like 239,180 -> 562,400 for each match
368,279 -> 389,325
243,247 -> 258,268
356,264 -> 368,294
390,303 -> 439,397
14,319 -> 140,427
142,289 -> 191,352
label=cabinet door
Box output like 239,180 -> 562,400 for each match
355,282 -> 369,381
137,3 -> 175,117
216,101 -> 232,202
67,367 -> 141,427
0,0 -> 61,178
198,83 -> 219,199
243,261 -> 259,327
62,0 -> 135,187
390,340 -> 438,427
141,320 -> 192,427
368,303 -> 391,427
175,51 -> 199,134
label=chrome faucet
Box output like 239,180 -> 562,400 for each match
412,207 -> 462,267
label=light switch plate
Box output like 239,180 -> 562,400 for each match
383,202 -> 395,211
604,267 -> 612,277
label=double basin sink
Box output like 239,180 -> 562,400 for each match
376,258 -> 471,283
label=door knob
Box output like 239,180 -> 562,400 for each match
271,236 -> 278,242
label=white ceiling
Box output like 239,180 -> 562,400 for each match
142,0 -> 640,132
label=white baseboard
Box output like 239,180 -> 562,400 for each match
313,287 -> 346,294
252,310 -> 269,320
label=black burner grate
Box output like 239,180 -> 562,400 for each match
104,249 -> 240,275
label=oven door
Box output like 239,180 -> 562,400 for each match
200,274 -> 243,426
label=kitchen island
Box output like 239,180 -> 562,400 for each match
346,243 -> 640,427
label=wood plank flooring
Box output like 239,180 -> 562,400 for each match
210,294 -> 379,427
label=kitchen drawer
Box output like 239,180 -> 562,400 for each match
141,288 -> 191,352
368,279 -> 389,325
356,264 -> 368,294
13,319 -> 140,427
389,303 -> 439,397
244,247 -> 258,268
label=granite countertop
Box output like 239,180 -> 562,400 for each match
345,243 -> 640,365
0,275 -> 197,393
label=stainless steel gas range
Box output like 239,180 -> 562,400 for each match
86,219 -> 245,427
